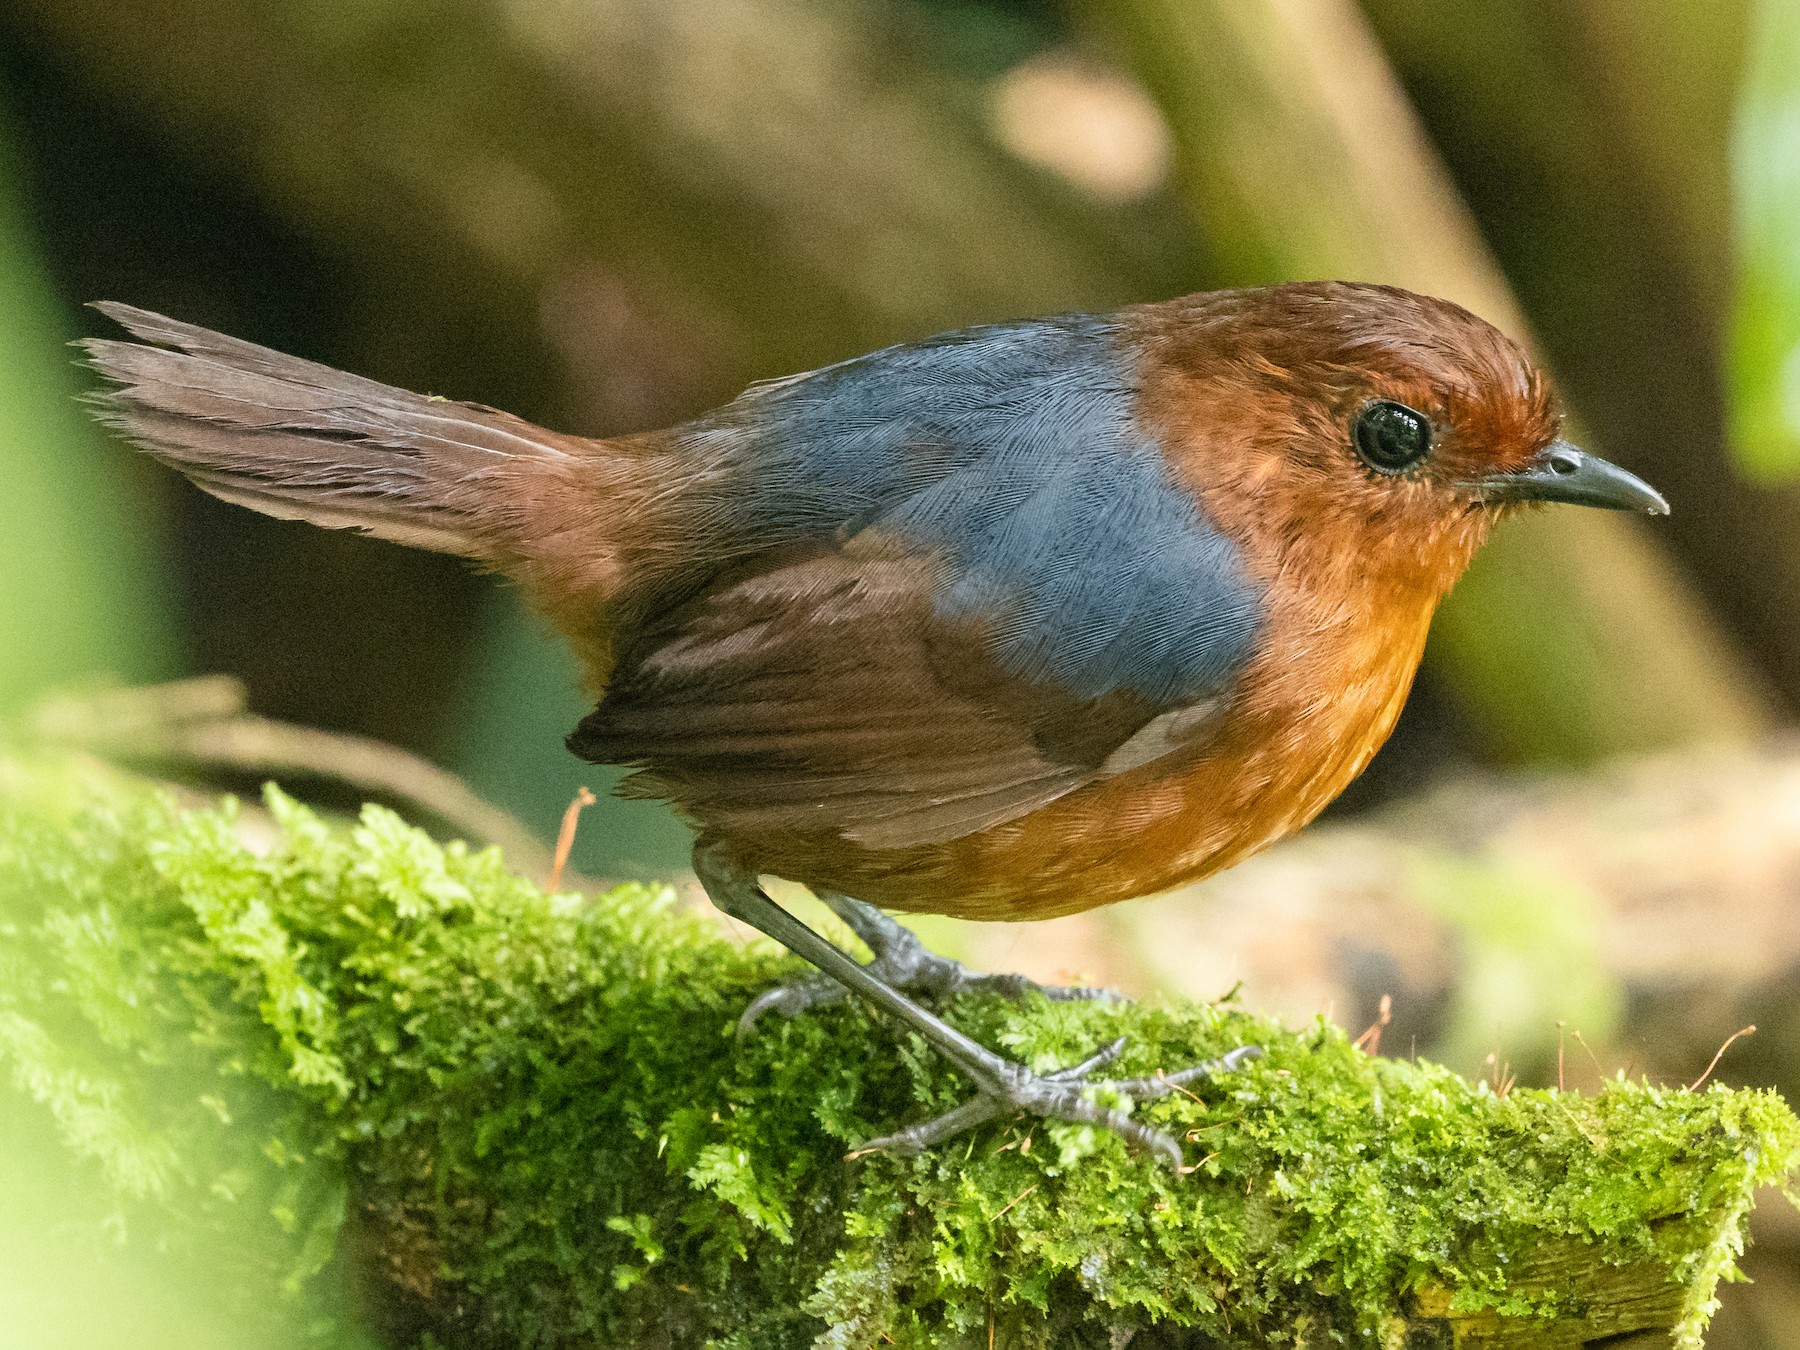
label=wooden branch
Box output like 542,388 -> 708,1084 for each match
22,677 -> 562,883
1413,1243 -> 1684,1347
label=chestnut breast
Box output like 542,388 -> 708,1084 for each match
844,540 -> 1447,921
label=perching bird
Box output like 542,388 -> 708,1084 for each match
83,284 -> 1666,1166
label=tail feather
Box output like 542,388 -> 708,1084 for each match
83,302 -> 583,563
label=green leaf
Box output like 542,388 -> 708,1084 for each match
1730,0 -> 1800,479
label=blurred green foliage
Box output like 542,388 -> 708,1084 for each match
0,756 -> 367,1348
2,751 -> 1794,1345
0,115 -> 171,712
449,601 -> 693,878
1731,0 -> 1800,481
0,1093 -> 319,1350
1409,852 -> 1622,1081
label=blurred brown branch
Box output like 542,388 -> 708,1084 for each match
23,677 -> 563,882
3,0 -> 1180,426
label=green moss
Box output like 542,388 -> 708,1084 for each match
0,752 -> 1794,1347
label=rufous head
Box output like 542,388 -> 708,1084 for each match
1131,282 -> 1665,597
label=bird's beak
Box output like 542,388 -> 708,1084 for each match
1467,440 -> 1669,515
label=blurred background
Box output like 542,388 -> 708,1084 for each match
6,0 -> 1800,1342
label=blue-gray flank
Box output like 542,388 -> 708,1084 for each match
678,315 -> 1263,708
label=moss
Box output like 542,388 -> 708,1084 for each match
0,752 -> 1794,1347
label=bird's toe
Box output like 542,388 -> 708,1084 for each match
853,1038 -> 1260,1170
735,975 -> 850,1037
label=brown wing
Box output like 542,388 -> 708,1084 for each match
568,547 -> 1221,850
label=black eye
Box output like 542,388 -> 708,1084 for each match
1353,399 -> 1432,474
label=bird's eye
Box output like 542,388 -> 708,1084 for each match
1352,400 -> 1432,475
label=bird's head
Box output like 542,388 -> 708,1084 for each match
1135,282 -> 1665,599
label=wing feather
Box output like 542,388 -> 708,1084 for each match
572,548 -> 1213,849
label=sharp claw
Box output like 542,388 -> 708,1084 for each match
736,985 -> 802,1039
1045,1036 -> 1130,1082
1134,1122 -> 1185,1171
851,1036 -> 1261,1171
1113,1044 -> 1265,1098
735,999 -> 772,1041
1214,1044 -> 1263,1073
1042,983 -> 1123,1004
737,971 -> 864,1039
1120,1116 -> 1185,1171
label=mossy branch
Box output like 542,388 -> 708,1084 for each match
0,751 -> 1794,1347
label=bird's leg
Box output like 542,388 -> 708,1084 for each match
737,889 -> 1116,1033
694,839 -> 1257,1168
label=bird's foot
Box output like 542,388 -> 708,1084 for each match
690,849 -> 1255,1171
852,1040 -> 1263,1168
738,892 -> 1114,1036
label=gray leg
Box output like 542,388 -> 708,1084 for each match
695,838 -> 1257,1168
738,890 -> 1115,1034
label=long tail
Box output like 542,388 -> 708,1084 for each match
83,303 -> 660,677
82,302 -> 599,563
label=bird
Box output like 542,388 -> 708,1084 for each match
82,283 -> 1667,1167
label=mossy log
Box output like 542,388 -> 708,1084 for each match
0,752 -> 1793,1347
